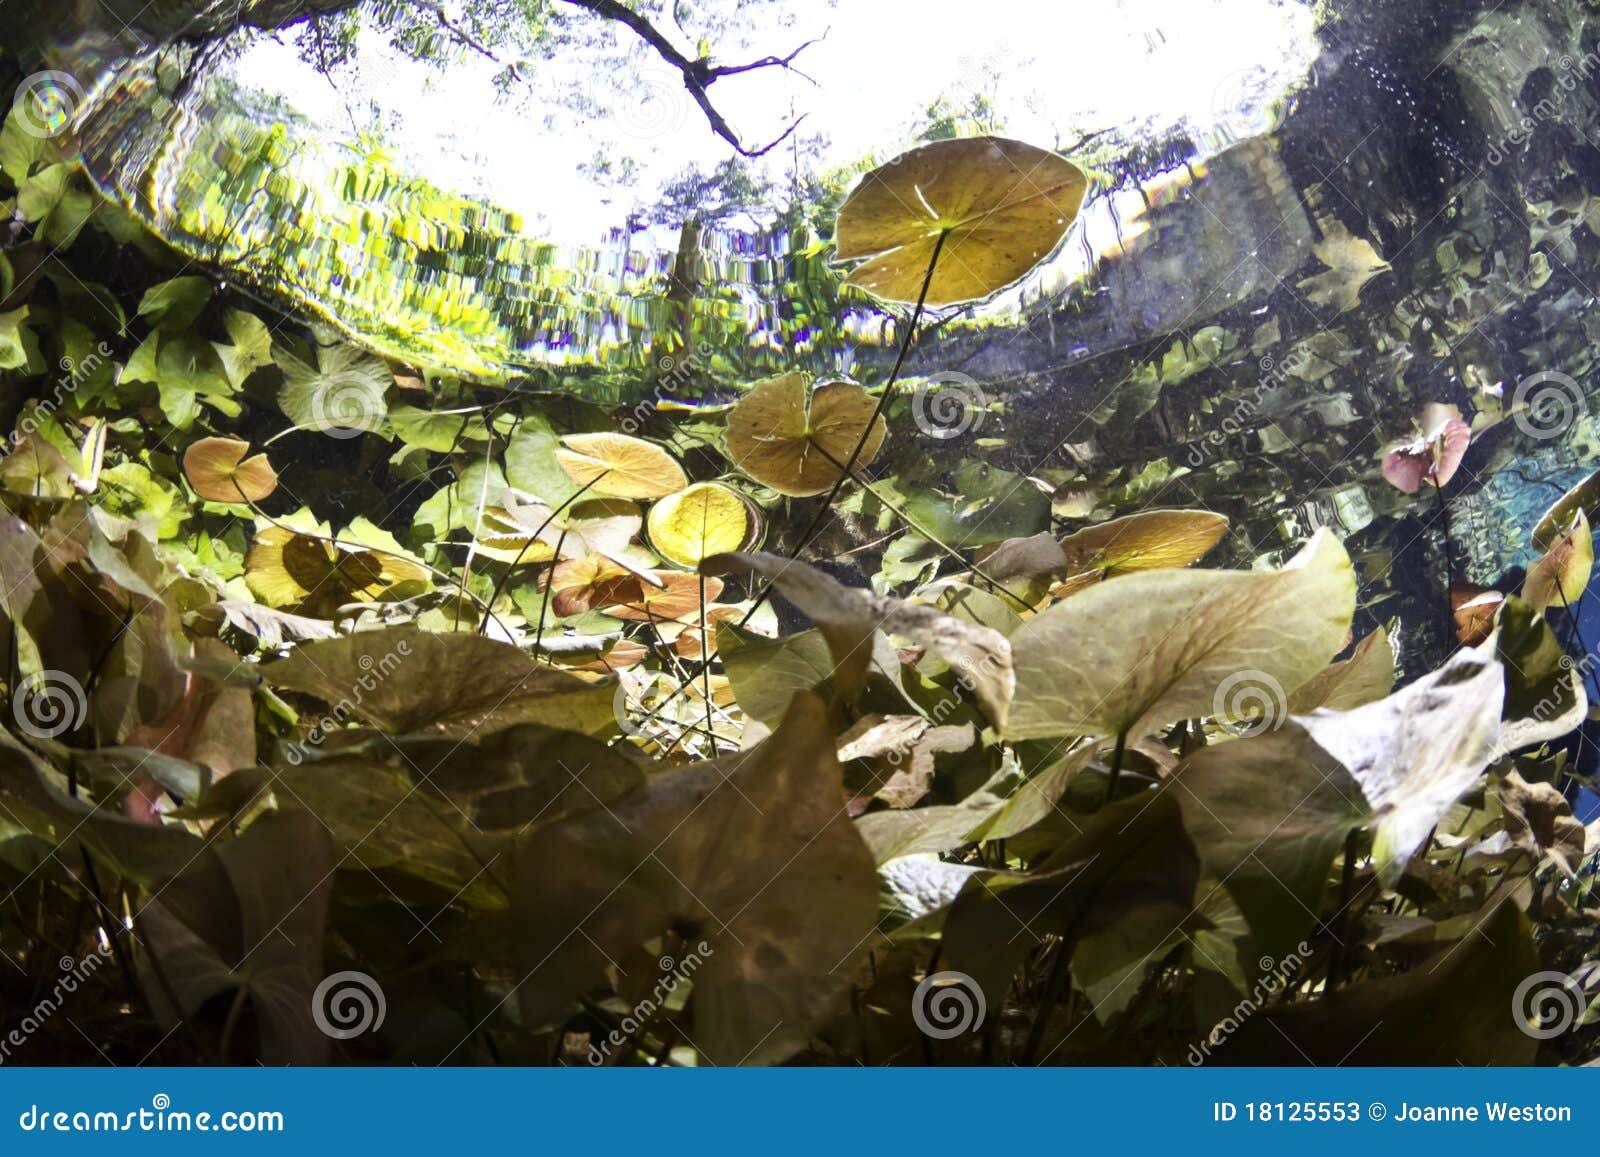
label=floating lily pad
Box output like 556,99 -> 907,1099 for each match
647,482 -> 755,567
725,373 -> 885,497
835,136 -> 1087,307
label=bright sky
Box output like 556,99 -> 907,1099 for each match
230,0 -> 1319,245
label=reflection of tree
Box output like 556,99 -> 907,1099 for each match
295,0 -> 828,156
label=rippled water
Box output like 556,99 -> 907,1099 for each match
11,0 -> 1318,393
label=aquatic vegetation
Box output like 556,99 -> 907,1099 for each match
0,28 -> 1597,1072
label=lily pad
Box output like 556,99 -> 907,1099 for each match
835,136 -> 1087,307
1007,530 -> 1355,742
182,437 -> 278,504
647,482 -> 754,568
724,373 -> 885,497
554,432 -> 686,499
1056,508 -> 1229,590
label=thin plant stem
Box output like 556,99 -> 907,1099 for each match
638,236 -> 951,742
532,526 -> 569,664
1022,934 -> 1074,1064
1431,477 -> 1455,657
1104,730 -> 1128,803
698,571 -> 715,749
1328,826 -> 1361,990
735,228 -> 949,631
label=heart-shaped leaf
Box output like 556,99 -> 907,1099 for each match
1007,530 -> 1355,741
182,436 -> 278,504
647,482 -> 754,567
1298,644 -> 1505,886
1380,417 -> 1469,493
554,432 -> 686,499
1175,723 -> 1372,957
505,692 -> 878,1065
724,373 -> 886,497
835,136 -> 1087,306
1523,509 -> 1592,613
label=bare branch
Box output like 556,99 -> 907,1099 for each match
558,0 -> 818,156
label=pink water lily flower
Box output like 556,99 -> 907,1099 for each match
1381,416 -> 1470,494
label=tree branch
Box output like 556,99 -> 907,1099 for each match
558,0 -> 819,157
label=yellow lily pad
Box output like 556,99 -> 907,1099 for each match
246,526 -> 429,616
647,482 -> 755,568
182,436 -> 278,503
554,432 -> 687,499
1533,469 -> 1600,550
835,136 -> 1087,307
725,373 -> 886,497
1524,510 -> 1593,613
1055,509 -> 1230,594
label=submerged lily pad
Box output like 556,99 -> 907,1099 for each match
182,436 -> 278,504
554,432 -> 687,499
1007,530 -> 1355,742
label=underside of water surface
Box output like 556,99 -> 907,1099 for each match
4,0 -> 1600,1069
10,0 -> 1597,647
